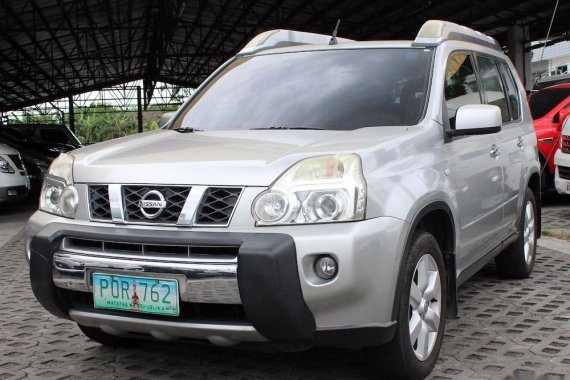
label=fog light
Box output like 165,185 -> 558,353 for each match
315,255 -> 337,280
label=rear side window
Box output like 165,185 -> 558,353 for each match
476,55 -> 509,123
498,61 -> 521,121
444,53 -> 481,124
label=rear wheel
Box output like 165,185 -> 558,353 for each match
77,324 -> 139,347
495,188 -> 537,278
367,231 -> 447,380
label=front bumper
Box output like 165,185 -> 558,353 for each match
27,211 -> 405,348
554,151 -> 570,195
0,185 -> 28,203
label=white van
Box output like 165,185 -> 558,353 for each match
0,143 -> 29,203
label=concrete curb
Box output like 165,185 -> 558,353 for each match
538,236 -> 570,255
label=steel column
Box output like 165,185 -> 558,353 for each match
137,86 -> 143,134
68,95 -> 75,133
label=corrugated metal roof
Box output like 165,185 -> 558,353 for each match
0,0 -> 568,112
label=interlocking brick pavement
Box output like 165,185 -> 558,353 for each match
542,206 -> 570,241
1,231 -> 569,380
541,193 -> 570,241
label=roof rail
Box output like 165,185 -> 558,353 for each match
238,29 -> 354,55
413,20 -> 500,51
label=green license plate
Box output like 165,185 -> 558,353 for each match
92,273 -> 179,316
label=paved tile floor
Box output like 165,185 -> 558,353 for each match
1,193 -> 569,379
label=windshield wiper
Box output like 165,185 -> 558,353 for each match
172,128 -> 203,133
251,126 -> 325,130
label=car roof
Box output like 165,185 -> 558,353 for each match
239,20 -> 500,57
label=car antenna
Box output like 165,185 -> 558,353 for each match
329,19 -> 341,45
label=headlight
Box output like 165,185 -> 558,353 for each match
40,154 -> 78,218
0,157 -> 15,174
253,154 -> 366,225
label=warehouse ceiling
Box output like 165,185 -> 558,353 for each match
0,0 -> 568,112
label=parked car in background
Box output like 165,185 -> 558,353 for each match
528,83 -> 570,189
554,117 -> 570,194
5,123 -> 82,158
0,127 -> 51,189
0,143 -> 29,203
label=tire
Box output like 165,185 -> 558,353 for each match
495,188 -> 537,278
366,231 -> 447,380
77,324 -> 139,347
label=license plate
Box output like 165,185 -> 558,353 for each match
92,273 -> 179,316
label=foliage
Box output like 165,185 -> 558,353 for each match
7,104 -> 168,144
71,105 -> 159,144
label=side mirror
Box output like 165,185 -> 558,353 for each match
159,111 -> 177,128
556,107 -> 570,131
447,104 -> 501,137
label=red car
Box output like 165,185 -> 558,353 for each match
529,83 -> 570,189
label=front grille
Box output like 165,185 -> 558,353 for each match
62,237 -> 239,260
195,187 -> 242,225
89,186 -> 112,220
562,135 -> 570,154
7,154 -> 24,170
87,184 -> 241,226
559,166 -> 570,180
124,186 -> 190,224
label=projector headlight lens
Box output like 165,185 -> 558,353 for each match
253,154 -> 366,225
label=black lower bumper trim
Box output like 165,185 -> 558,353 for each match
29,231 -> 72,320
314,323 -> 397,348
238,235 -> 316,341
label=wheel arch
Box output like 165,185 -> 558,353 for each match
527,170 -> 542,239
391,201 -> 458,322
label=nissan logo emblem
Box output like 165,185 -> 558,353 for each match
138,190 -> 167,219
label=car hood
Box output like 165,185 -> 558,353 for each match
0,143 -> 19,155
72,127 -> 409,186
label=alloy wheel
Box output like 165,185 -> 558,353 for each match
409,254 -> 441,361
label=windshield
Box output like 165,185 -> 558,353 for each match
529,88 -> 570,119
170,48 -> 433,131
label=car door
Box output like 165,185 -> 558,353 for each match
442,52 -> 505,272
498,60 -> 527,234
476,55 -> 523,238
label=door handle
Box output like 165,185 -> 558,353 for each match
517,137 -> 525,148
490,144 -> 501,158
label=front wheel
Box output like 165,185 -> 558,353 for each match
495,188 -> 537,278
367,231 -> 447,380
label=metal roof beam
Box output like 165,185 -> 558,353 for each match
0,74 -> 143,113
78,0 -> 116,79
57,0 -> 99,81
181,0 -> 234,83
166,0 -> 207,78
103,0 -> 121,72
0,2 -> 68,92
27,0 -> 87,88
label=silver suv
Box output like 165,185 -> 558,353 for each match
27,20 -> 540,379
